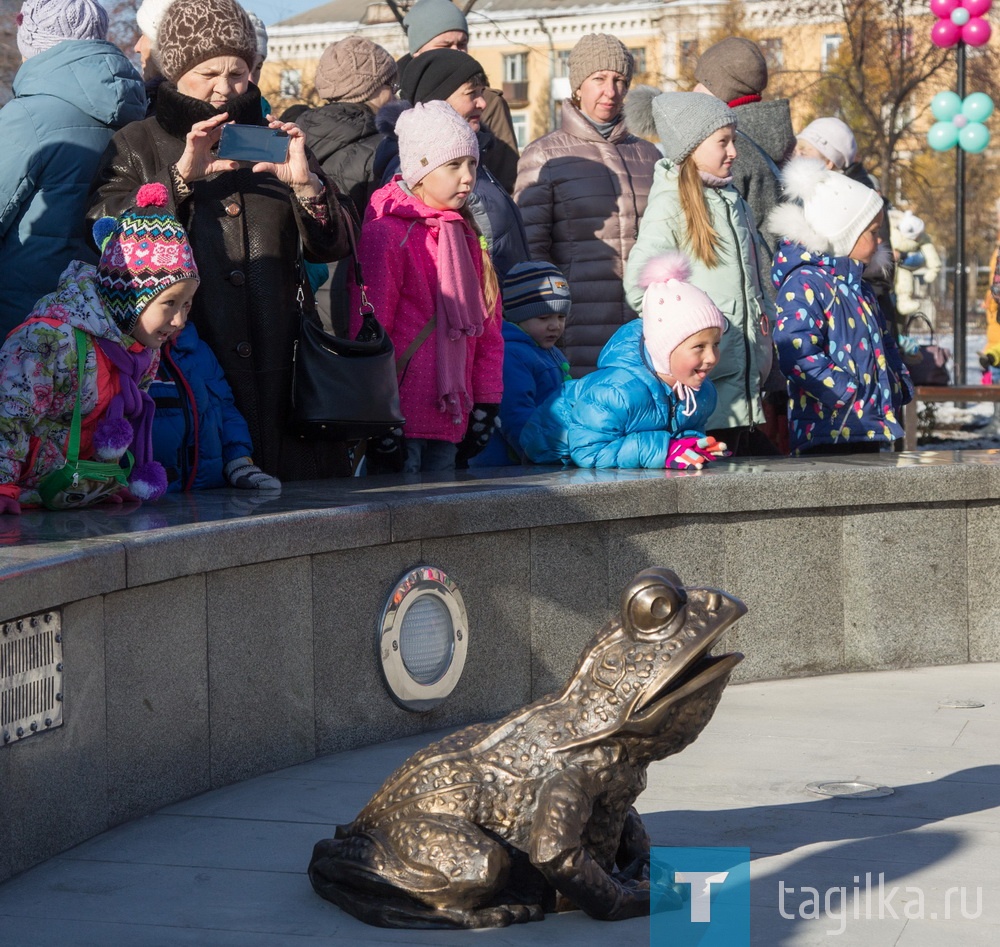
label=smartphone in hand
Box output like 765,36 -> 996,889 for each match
218,124 -> 290,163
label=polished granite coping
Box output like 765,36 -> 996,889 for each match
3,449 -> 1000,600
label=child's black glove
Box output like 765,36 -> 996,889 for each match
367,426 -> 405,474
455,403 -> 500,465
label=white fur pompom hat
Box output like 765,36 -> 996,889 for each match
640,252 -> 726,375
767,157 -> 884,258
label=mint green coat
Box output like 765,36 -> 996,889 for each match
624,158 -> 774,430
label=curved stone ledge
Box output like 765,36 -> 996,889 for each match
2,451 -> 1000,884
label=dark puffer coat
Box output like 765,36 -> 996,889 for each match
297,100 -> 380,221
87,83 -> 353,481
513,100 -> 661,377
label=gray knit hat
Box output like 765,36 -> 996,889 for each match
404,0 -> 468,55
157,0 -> 258,82
694,37 -> 768,104
503,262 -> 572,324
16,0 -> 108,59
652,92 -> 737,164
316,37 -> 397,103
569,33 -> 634,94
246,11 -> 268,60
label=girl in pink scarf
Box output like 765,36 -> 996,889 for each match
351,101 -> 503,473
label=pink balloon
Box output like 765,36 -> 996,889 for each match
963,0 -> 992,17
930,0 -> 960,16
963,16 -> 993,45
931,19 -> 962,46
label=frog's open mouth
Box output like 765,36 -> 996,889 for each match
635,650 -> 744,716
630,588 -> 746,723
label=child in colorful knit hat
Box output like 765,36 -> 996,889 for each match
520,252 -> 730,469
0,183 -> 272,514
470,261 -> 572,467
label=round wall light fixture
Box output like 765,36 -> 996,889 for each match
377,566 -> 468,711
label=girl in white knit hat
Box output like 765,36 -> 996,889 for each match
767,157 -> 912,456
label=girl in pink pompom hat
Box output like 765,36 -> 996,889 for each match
520,251 -> 731,469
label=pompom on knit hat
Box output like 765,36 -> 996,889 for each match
502,262 -> 572,325
796,117 -> 857,171
403,0 -> 468,55
400,48 -> 485,106
156,0 -> 258,83
694,37 -> 768,105
569,33 -> 634,94
396,100 -> 479,187
639,252 -> 726,377
93,183 -> 199,337
16,0 -> 108,59
135,0 -> 174,43
767,157 -> 884,258
642,91 -> 736,165
316,37 -> 397,103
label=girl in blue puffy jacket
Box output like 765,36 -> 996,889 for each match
520,253 -> 730,469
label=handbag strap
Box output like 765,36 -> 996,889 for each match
904,312 -> 935,340
64,329 -> 88,465
395,317 -> 436,379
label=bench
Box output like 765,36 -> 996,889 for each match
903,385 -> 1000,450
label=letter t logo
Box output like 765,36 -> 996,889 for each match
674,871 -> 730,922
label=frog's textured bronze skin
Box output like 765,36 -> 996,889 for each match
309,567 -> 745,929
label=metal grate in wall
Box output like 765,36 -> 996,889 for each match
1,611 -> 63,746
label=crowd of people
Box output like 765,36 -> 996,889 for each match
0,0 -> 929,516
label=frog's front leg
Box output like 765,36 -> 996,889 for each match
528,770 -> 649,921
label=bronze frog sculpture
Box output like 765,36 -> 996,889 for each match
309,567 -> 745,929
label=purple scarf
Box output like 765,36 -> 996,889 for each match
96,338 -> 166,499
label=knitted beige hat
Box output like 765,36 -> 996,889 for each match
315,37 -> 397,103
157,0 -> 258,83
568,34 -> 634,94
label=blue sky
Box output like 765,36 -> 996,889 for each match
248,0 -> 323,26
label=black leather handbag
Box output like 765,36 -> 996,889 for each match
290,226 -> 405,442
902,313 -> 951,387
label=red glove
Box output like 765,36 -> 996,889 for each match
0,495 -> 22,515
665,436 -> 729,469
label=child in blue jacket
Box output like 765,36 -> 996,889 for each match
471,262 -> 572,467
520,252 -> 729,469
151,322 -> 281,492
767,158 -> 912,455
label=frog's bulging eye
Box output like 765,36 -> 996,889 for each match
626,580 -> 687,636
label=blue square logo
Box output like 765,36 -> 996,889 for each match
650,846 -> 750,946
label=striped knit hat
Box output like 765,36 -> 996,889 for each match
502,262 -> 572,324
93,184 -> 199,336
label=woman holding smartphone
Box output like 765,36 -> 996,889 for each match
88,0 -> 353,481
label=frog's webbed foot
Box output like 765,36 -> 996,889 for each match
309,815 -> 545,929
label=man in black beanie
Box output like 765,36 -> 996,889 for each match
396,0 -> 520,192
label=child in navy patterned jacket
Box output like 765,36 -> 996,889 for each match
768,158 -> 912,456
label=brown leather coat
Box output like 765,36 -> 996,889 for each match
513,101 -> 660,376
87,83 -> 353,480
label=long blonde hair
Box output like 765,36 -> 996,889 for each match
678,156 -> 721,269
459,205 -> 500,315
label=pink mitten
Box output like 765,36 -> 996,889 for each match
666,437 -> 708,469
665,436 -> 729,469
0,495 -> 22,515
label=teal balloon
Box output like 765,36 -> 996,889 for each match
931,90 -> 963,121
962,92 -> 994,123
928,121 -> 959,150
960,122 -> 990,153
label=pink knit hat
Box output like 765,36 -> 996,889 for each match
396,101 -> 479,187
640,252 -> 726,376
